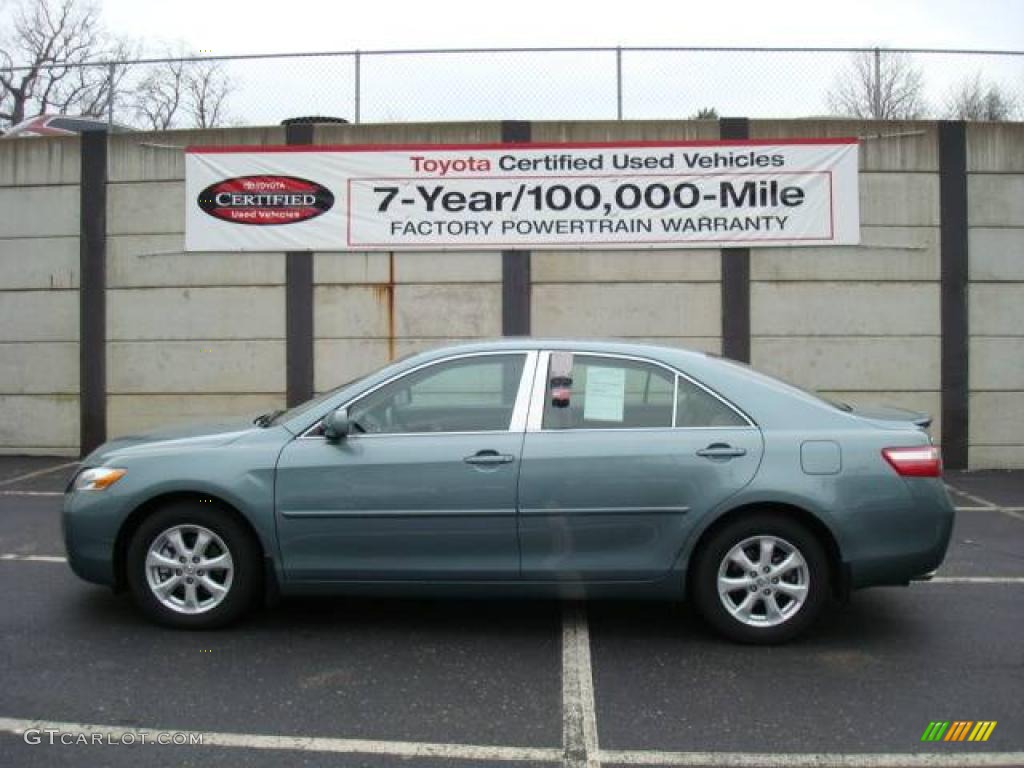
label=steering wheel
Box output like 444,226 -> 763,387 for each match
351,409 -> 385,433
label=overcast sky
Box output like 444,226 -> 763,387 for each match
103,0 -> 1023,53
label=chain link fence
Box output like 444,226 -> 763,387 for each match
4,47 -> 1023,130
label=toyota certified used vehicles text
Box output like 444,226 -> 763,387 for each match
63,340 -> 954,643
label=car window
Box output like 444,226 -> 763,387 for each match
348,354 -> 526,434
542,354 -> 675,430
675,375 -> 748,427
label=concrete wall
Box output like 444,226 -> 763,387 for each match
967,123 -> 1024,468
0,120 -> 1020,466
0,137 -> 81,454
749,120 -> 943,442
105,128 -> 288,437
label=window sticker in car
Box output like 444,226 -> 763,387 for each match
583,366 -> 626,422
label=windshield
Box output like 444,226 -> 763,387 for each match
263,376 -> 365,427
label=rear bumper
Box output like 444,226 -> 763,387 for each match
847,478 -> 955,589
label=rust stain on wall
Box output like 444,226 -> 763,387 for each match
371,252 -> 396,361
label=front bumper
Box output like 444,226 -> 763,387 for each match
62,491 -> 119,586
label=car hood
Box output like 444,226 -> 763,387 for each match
847,403 -> 932,429
84,419 -> 258,464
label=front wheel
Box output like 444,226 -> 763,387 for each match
691,514 -> 830,644
126,502 -> 261,629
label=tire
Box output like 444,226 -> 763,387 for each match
126,501 -> 261,629
691,513 -> 830,644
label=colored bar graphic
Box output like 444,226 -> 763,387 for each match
921,720 -> 996,742
969,722 -> 998,742
945,721 -> 972,741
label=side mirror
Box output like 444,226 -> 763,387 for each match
323,407 -> 351,441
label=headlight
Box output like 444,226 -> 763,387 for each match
72,467 -> 126,491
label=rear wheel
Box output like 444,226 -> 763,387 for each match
692,514 -> 829,644
126,502 -> 261,629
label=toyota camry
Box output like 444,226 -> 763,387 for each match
63,340 -> 954,643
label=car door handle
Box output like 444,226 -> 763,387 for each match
464,451 -> 515,466
696,444 -> 747,460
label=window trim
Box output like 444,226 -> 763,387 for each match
525,350 -> 756,433
299,350 -> 538,439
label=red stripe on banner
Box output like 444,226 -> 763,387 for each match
186,137 -> 860,154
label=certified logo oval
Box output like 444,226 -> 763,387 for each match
198,175 -> 334,225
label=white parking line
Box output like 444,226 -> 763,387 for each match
0,554 -> 67,563
1,716 -> 1021,767
0,716 -> 561,763
600,748 -> 1024,767
929,576 -> 1024,584
0,462 -> 77,488
0,491 -> 63,497
562,603 -> 600,768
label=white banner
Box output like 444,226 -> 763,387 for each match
185,139 -> 859,251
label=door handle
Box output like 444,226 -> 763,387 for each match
696,443 -> 747,460
464,450 -> 515,466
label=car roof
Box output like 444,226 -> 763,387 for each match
402,337 -> 712,364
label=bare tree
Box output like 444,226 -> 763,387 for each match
0,0 -> 133,126
946,72 -> 1018,121
185,59 -> 232,128
828,49 -> 927,120
131,54 -> 187,129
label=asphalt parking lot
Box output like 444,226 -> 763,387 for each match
0,458 -> 1021,768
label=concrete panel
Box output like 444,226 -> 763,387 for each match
107,394 -> 285,437
107,287 -> 284,341
817,390 -> 942,442
0,343 -> 77,394
969,228 -> 1024,282
533,249 -> 720,283
968,174 -> 1024,227
970,338 -> 1024,391
750,227 -> 939,282
532,283 -> 720,337
395,284 -> 502,337
108,341 -> 285,394
0,135 -> 80,186
969,445 -> 1024,470
752,282 -> 939,336
967,122 -> 1024,173
0,186 -> 79,238
315,285 -> 391,338
108,234 -> 285,287
0,395 -> 78,453
0,237 -> 79,289
108,127 -> 287,182
395,251 -> 502,283
0,290 -> 78,342
107,181 -> 184,236
315,122 -> 503,145
314,339 -> 393,392
970,392 -> 1024,446
969,284 -> 1024,336
315,252 -> 392,285
751,120 -> 938,172
530,120 -> 718,143
859,173 -> 938,227
751,337 -> 940,391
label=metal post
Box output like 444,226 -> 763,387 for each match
354,50 -> 361,124
615,47 -> 623,120
107,61 -> 115,126
872,47 -> 882,119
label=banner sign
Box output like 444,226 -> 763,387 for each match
185,139 -> 859,252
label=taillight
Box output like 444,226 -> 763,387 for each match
882,446 -> 943,477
